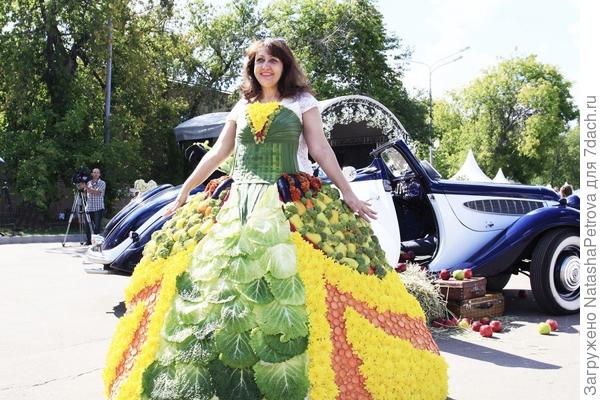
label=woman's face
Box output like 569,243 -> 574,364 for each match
253,48 -> 283,91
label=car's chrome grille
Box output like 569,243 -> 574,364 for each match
463,199 -> 544,215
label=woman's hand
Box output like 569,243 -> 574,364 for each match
341,189 -> 377,221
164,191 -> 188,217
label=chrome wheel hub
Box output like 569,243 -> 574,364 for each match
558,255 -> 580,292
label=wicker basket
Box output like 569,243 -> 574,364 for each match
447,293 -> 505,320
436,277 -> 487,301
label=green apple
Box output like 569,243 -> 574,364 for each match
452,270 -> 465,280
458,318 -> 470,329
538,322 -> 551,335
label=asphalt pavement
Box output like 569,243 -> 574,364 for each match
0,243 -> 579,400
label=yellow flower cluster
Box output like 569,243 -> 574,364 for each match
345,307 -> 448,400
246,101 -> 281,143
104,244 -> 195,400
293,233 -> 338,400
102,302 -> 146,396
291,232 -> 447,400
124,251 -> 168,304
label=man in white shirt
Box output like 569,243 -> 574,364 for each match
84,168 -> 106,245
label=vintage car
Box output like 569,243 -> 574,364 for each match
86,95 -> 580,315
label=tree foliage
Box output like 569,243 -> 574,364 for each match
264,0 -> 428,142
433,56 -> 578,186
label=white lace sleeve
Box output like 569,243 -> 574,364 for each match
297,134 -> 313,174
226,99 -> 245,122
297,92 -> 319,114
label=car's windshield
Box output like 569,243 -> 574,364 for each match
381,147 -> 411,177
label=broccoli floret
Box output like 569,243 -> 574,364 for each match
330,188 -> 341,200
365,248 -> 376,259
157,246 -> 170,259
357,262 -> 370,274
284,202 -> 298,215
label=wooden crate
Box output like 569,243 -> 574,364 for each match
435,277 -> 487,301
447,293 -> 505,320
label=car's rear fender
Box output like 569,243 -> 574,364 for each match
102,184 -> 172,236
102,185 -> 204,250
462,205 -> 580,277
109,214 -> 169,274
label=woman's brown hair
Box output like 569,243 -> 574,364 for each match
240,38 -> 312,101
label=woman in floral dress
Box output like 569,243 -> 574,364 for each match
104,38 -> 447,400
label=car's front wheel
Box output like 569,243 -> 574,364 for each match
530,229 -> 580,315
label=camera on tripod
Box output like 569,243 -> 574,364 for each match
72,167 -> 90,193
62,166 -> 93,246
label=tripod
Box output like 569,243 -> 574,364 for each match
62,189 -> 93,246
0,180 -> 13,236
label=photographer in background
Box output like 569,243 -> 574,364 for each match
84,168 -> 106,245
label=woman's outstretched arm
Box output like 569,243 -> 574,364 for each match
164,120 -> 237,215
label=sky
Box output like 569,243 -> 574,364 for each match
375,0 -> 579,100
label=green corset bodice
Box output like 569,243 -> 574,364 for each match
231,106 -> 302,184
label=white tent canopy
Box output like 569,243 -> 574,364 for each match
493,168 -> 511,183
450,149 -> 492,182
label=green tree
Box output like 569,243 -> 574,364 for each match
433,55 -> 578,185
0,1 -> 192,217
551,124 -> 579,188
264,0 -> 428,142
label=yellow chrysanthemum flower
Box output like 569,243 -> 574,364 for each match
246,101 -> 281,143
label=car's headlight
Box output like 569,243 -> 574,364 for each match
342,166 -> 357,182
92,235 -> 105,246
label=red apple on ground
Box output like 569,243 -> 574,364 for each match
440,269 -> 451,280
480,317 -> 491,325
479,325 -> 493,337
463,268 -> 473,279
490,320 -> 503,332
546,319 -> 559,331
471,321 -> 482,332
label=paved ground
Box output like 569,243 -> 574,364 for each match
0,243 -> 579,400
